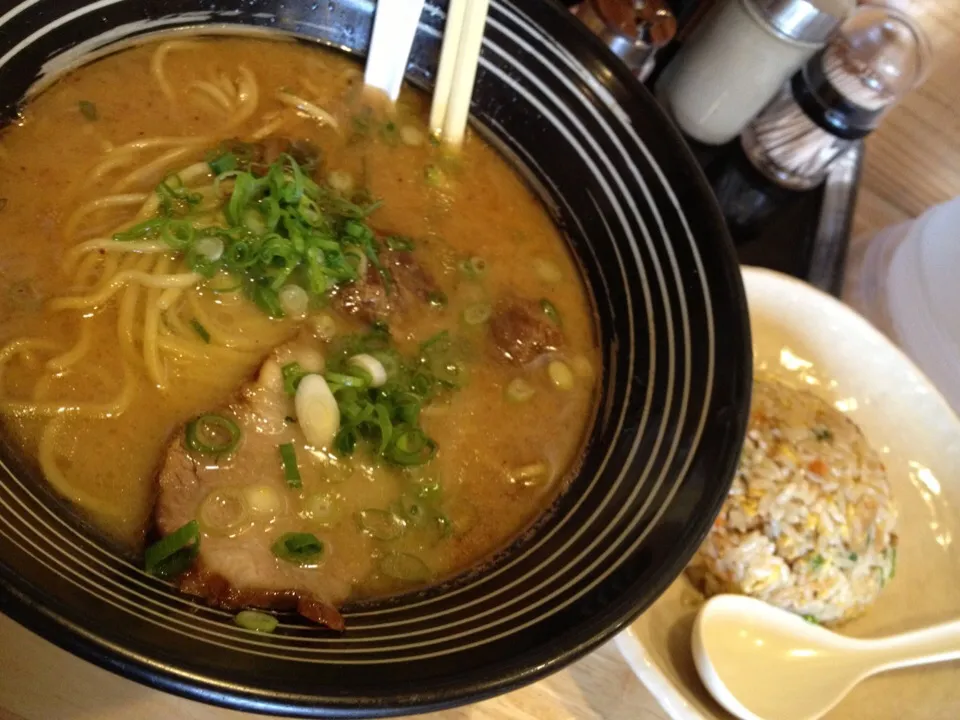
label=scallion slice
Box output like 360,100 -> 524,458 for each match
185,414 -> 241,455
190,319 -> 211,344
279,443 -> 302,489
325,371 -> 369,389
234,610 -> 279,633
385,235 -> 415,251
144,520 -> 200,578
459,256 -> 487,279
281,362 -> 308,396
540,298 -> 562,326
78,100 -> 98,121
379,552 -> 431,582
271,532 -> 324,565
356,509 -> 405,541
426,290 -> 448,308
463,302 -> 492,326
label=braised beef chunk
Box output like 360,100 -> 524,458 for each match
155,344 -> 361,630
489,298 -> 563,365
330,248 -> 438,323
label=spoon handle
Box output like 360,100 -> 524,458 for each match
866,619 -> 960,671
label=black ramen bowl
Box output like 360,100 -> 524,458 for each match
0,0 -> 751,716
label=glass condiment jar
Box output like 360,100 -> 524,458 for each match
657,0 -> 854,145
741,4 -> 930,189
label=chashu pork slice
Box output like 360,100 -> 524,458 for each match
155,341 -> 370,630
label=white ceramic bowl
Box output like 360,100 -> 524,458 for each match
616,267 -> 960,720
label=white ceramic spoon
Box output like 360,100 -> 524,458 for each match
693,594 -> 960,720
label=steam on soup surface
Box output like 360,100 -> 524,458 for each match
0,36 -> 598,625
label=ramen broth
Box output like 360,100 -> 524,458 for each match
0,37 -> 598,603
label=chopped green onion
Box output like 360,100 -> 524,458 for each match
325,371 -> 368,389
802,614 -> 820,625
889,545 -> 897,579
144,520 -> 200,578
810,553 -> 825,570
413,480 -> 442,504
459,256 -> 487,278
813,426 -> 834,442
356,509 -> 405,541
548,361 -> 575,391
386,428 -> 438,466
540,298 -> 562,326
279,443 -> 302,489
427,290 -> 448,308
271,532 -> 324,565
434,513 -> 453,538
209,152 -> 238,175
161,220 -> 195,250
386,235 -> 415,251
424,164 -> 442,186
849,552 -> 858,561
379,552 -> 431,582
506,377 -> 535,403
281,362 -> 309,396
185,414 -> 241,455
396,494 -> 428,527
463,302 -> 492,326
381,120 -> 399,145
234,610 -> 278,633
78,100 -> 98,121
534,258 -> 562,283
190,319 -> 211,344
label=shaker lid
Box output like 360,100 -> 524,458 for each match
744,0 -> 853,44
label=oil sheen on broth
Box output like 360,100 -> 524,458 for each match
0,37 -> 598,615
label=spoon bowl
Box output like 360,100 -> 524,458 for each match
693,595 -> 960,720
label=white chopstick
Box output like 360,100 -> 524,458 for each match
364,0 -> 426,102
429,0 -> 490,147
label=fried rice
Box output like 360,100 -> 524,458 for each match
687,378 -> 898,625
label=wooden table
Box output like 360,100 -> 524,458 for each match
2,1 -> 959,719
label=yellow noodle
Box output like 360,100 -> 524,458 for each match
250,112 -> 289,141
63,193 -> 148,241
39,417 -> 124,519
0,338 -> 61,389
215,72 -> 236,98
190,80 -> 233,111
221,66 -> 260,132
275,90 -> 340,131
1,363 -> 135,419
46,321 -> 93,372
188,92 -> 225,117
63,238 -> 170,275
111,146 -> 196,192
156,285 -> 187,312
80,253 -> 121,294
118,255 -> 156,363
151,40 -> 205,105
158,334 -> 260,363
32,373 -> 55,402
86,148 -> 140,185
162,303 -> 195,338
50,269 -> 201,311
143,257 -> 170,388
299,77 -> 321,96
186,292 -> 289,351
